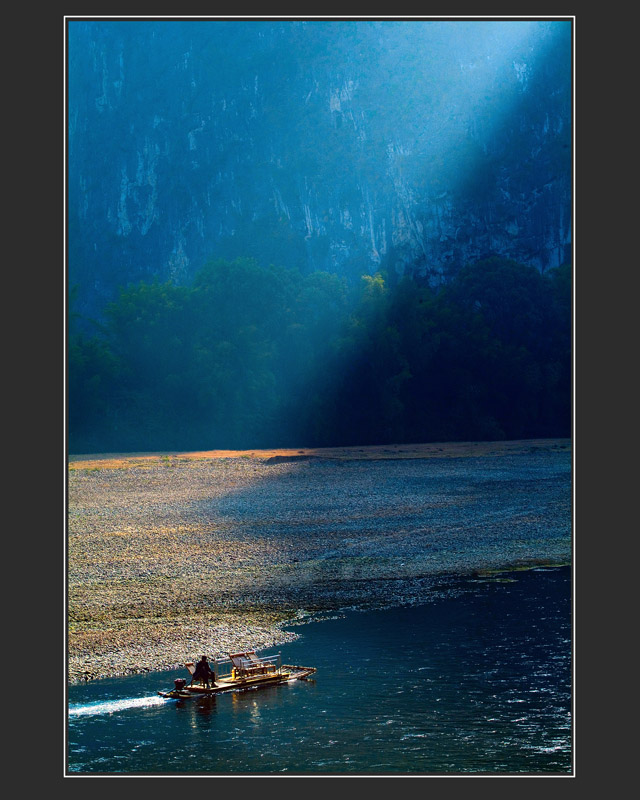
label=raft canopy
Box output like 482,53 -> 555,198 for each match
228,650 -> 280,677
159,653 -> 316,698
186,651 -> 283,680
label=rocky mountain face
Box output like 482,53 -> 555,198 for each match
68,19 -> 571,316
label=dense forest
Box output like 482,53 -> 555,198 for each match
69,256 -> 570,454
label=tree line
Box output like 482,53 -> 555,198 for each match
68,256 -> 570,454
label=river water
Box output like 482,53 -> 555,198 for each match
67,565 -> 571,775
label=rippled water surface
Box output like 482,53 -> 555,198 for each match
67,566 -> 571,774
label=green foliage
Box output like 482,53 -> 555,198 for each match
68,256 -> 571,453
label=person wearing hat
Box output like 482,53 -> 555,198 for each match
190,655 -> 214,688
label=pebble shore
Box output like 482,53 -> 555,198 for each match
68,439 -> 571,683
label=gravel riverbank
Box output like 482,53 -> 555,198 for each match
68,439 -> 571,683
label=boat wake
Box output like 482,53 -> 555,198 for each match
69,696 -> 168,718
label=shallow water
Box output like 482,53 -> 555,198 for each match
67,566 -> 571,775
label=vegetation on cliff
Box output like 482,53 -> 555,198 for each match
69,256 -> 570,454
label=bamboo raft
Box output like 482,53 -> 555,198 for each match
158,650 -> 316,699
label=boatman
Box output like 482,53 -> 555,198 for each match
190,655 -> 214,688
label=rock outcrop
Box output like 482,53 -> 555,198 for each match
68,19 -> 571,315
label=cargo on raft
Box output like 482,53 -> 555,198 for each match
158,650 -> 317,699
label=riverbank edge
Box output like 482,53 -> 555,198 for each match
68,439 -> 571,684
69,438 -> 571,470
67,560 -> 570,685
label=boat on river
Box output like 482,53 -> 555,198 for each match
158,650 -> 316,699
